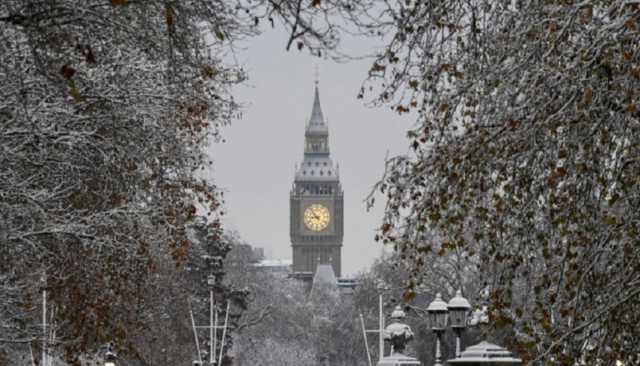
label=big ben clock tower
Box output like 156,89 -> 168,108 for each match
290,79 -> 343,278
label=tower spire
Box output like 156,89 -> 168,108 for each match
314,65 -> 319,86
309,70 -> 325,127
304,74 -> 329,155
290,70 -> 344,280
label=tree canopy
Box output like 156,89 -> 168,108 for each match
0,0 -> 247,361
343,0 -> 640,364
2,0 -> 639,364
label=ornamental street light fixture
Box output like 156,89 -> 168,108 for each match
104,346 -> 117,366
427,293 -> 448,366
447,289 -> 472,358
390,305 -> 406,320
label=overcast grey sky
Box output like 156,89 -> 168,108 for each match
208,27 -> 413,276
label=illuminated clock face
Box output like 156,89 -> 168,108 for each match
303,204 -> 330,231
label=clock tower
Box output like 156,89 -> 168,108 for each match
290,80 -> 343,278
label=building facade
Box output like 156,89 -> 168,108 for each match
290,81 -> 343,278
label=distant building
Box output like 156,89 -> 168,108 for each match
228,243 -> 261,264
336,278 -> 358,295
252,247 -> 265,261
310,263 -> 338,297
299,259 -> 359,296
252,258 -> 291,276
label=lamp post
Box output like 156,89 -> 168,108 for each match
427,293 -> 448,366
41,273 -> 48,366
447,289 -> 471,358
207,274 -> 217,366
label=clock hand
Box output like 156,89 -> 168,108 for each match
312,208 -> 320,220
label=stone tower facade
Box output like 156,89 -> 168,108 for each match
290,81 -> 343,278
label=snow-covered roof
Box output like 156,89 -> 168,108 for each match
447,341 -> 522,365
447,289 -> 472,310
309,264 -> 339,298
391,305 -> 406,319
294,156 -> 339,182
427,292 -> 448,312
312,264 -> 337,286
253,259 -> 292,267
377,353 -> 421,365
384,322 -> 414,340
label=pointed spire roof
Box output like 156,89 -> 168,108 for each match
309,81 -> 325,126
310,263 -> 338,297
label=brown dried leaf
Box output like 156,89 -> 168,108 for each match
583,87 -> 593,106
61,64 -> 76,79
165,5 -> 174,29
372,63 -> 386,72
624,19 -> 637,31
402,290 -> 416,302
626,103 -> 636,113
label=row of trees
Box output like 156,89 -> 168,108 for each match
354,1 -> 640,364
0,0 -> 348,363
225,241 -> 365,366
2,0 -> 638,364
226,242 -> 490,366
265,0 -> 640,364
0,0 -> 255,364
249,1 -> 640,363
0,0 -> 365,357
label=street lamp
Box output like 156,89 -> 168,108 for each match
447,289 -> 471,358
104,347 -> 117,366
427,293 -> 448,366
391,305 -> 406,320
